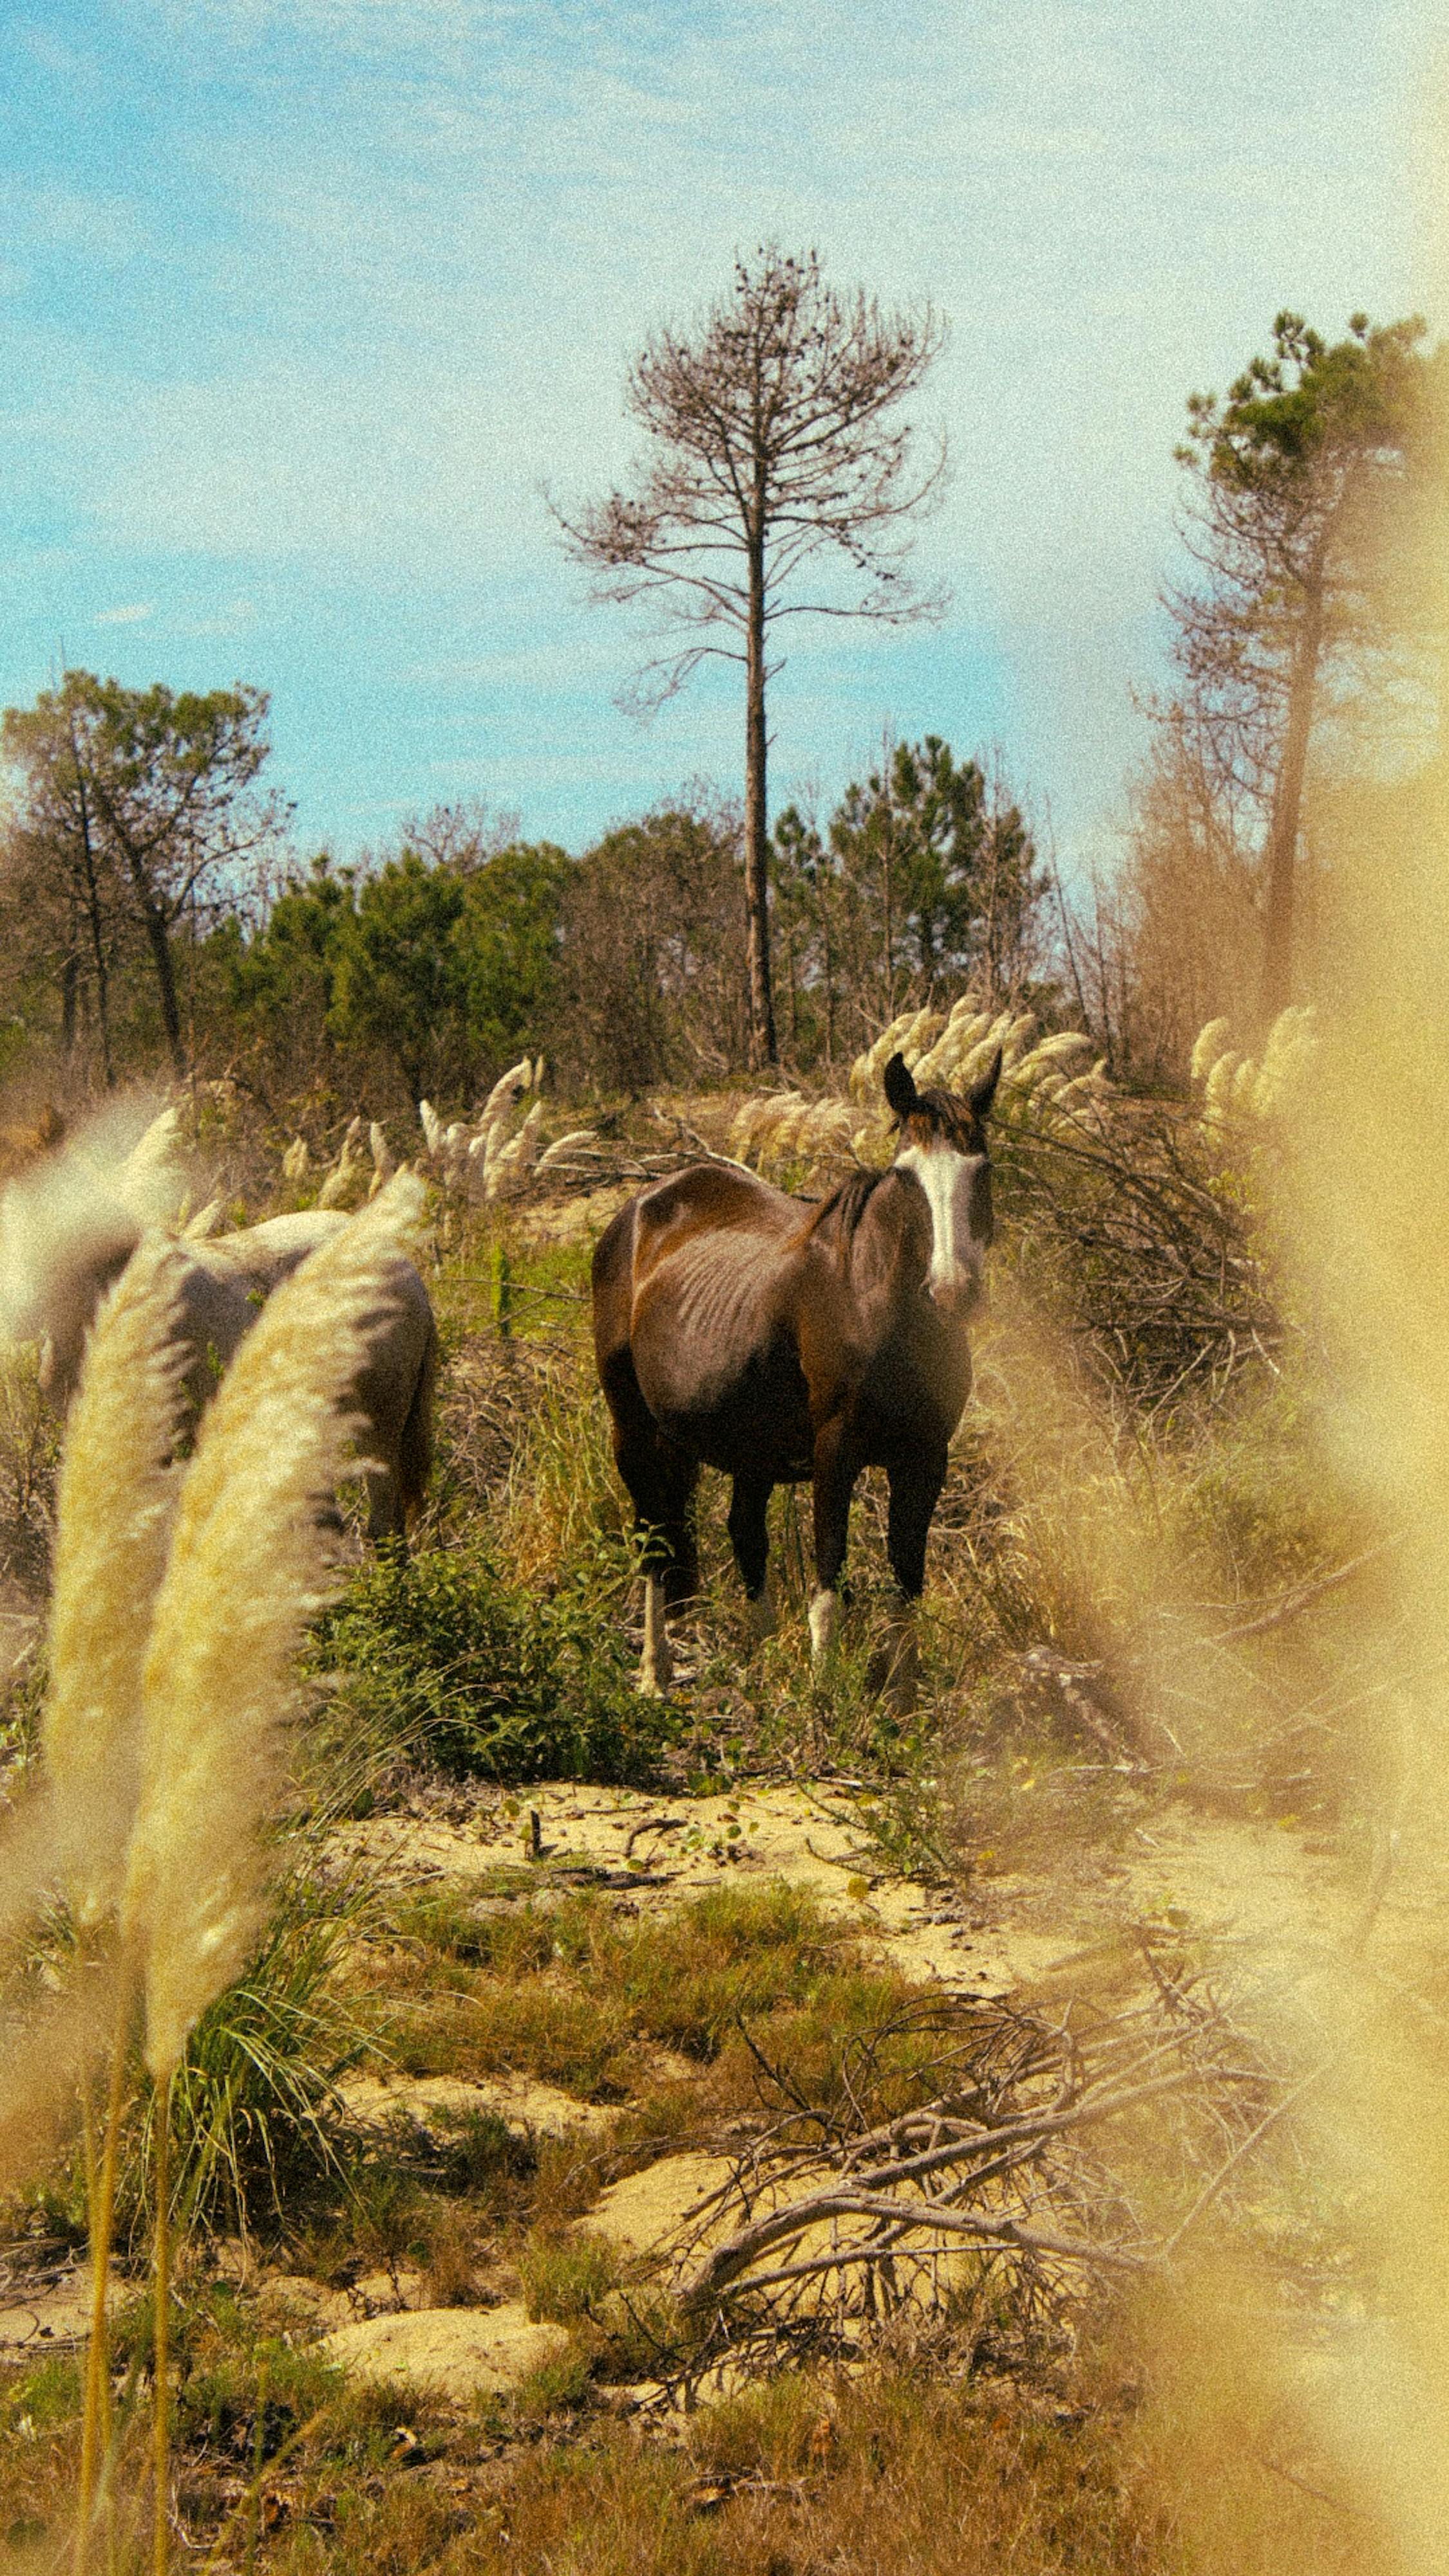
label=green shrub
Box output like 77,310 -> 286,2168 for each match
312,1535 -> 676,1783
519,2229 -> 622,2322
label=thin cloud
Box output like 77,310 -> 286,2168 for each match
180,598 -> 258,638
93,603 -> 154,626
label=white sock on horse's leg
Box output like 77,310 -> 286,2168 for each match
808,1588 -> 840,1662
745,1577 -> 777,1646
638,1575 -> 674,1696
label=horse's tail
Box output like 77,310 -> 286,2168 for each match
398,1308 -> 439,1529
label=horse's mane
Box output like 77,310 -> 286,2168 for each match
801,1165 -> 890,1255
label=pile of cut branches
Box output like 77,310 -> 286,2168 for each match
620,1942 -> 1293,2399
992,1096 -> 1279,1417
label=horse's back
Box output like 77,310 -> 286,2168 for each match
195,1209 -> 348,1291
596,1164 -> 802,1332
189,1206 -> 434,1436
637,1161 -> 799,1250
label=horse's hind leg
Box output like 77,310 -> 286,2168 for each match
879,1445 -> 948,1714
363,1463 -> 405,1546
728,1475 -> 775,1643
603,1361 -> 699,1691
627,1436 -> 698,1693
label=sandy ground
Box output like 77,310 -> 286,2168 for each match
1,1783 -> 1389,2391
333,1777 -> 1072,1998
302,1776 -> 1399,2398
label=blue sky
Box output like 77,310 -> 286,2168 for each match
0,0 -> 1438,876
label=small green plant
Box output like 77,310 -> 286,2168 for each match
519,2228 -> 623,2323
511,2339 -> 594,2421
312,1531 -> 677,1782
132,1866 -> 374,2237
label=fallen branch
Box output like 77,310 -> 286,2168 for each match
1208,1540 -> 1398,1647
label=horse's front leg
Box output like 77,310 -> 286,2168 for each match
363,1461 -> 407,1551
880,1444 -> 948,1714
809,1416 -> 858,1663
727,1475 -> 777,1643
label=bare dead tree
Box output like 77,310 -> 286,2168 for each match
553,246 -> 948,1068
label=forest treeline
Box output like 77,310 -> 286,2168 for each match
0,676 -> 1047,1124
1,277 -> 1446,1131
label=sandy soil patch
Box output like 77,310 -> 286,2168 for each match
0,2268 -> 91,2353
339,2068 -> 614,2139
319,2300 -> 571,2398
337,1779 -> 1041,1994
587,2154 -> 738,2258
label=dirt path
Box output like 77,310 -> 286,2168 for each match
334,1776 -> 1071,1996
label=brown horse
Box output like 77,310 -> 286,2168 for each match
592,1048 -> 1001,1698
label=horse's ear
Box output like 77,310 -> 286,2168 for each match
883,1052 -> 918,1121
968,1048 -> 1003,1121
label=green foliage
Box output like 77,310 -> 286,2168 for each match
461,840 -> 571,1067
1183,308 -> 1431,495
827,735 -> 1041,1003
226,853 -> 354,1032
0,2351 -> 82,2432
311,1533 -> 674,1782
519,2229 -> 623,2322
553,806 -> 747,1090
136,1869 -> 373,2235
327,846 -> 469,1104
303,832 -> 566,1107
511,2338 -> 595,2420
770,735 -> 1047,1069
171,2303 -> 339,2461
220,824 -> 569,1112
1,664 -> 282,1078
1170,306 -> 1443,857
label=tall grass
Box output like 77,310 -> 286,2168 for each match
0,1173 -> 429,2571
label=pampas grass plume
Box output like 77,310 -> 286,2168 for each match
42,1235 -> 191,1926
120,1173 -> 425,2080
1190,1016 -> 1233,1085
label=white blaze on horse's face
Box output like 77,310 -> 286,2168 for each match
895,1134 -> 992,1318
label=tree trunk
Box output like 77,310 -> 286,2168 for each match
881,819 -> 895,1021
1260,585 -> 1325,1027
142,900 -> 187,1077
743,539 -> 777,1069
72,761 -> 115,1088
61,949 -> 79,1059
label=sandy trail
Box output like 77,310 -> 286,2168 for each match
334,1776 -> 1072,1997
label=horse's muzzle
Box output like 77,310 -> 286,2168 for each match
927,1271 -> 985,1321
